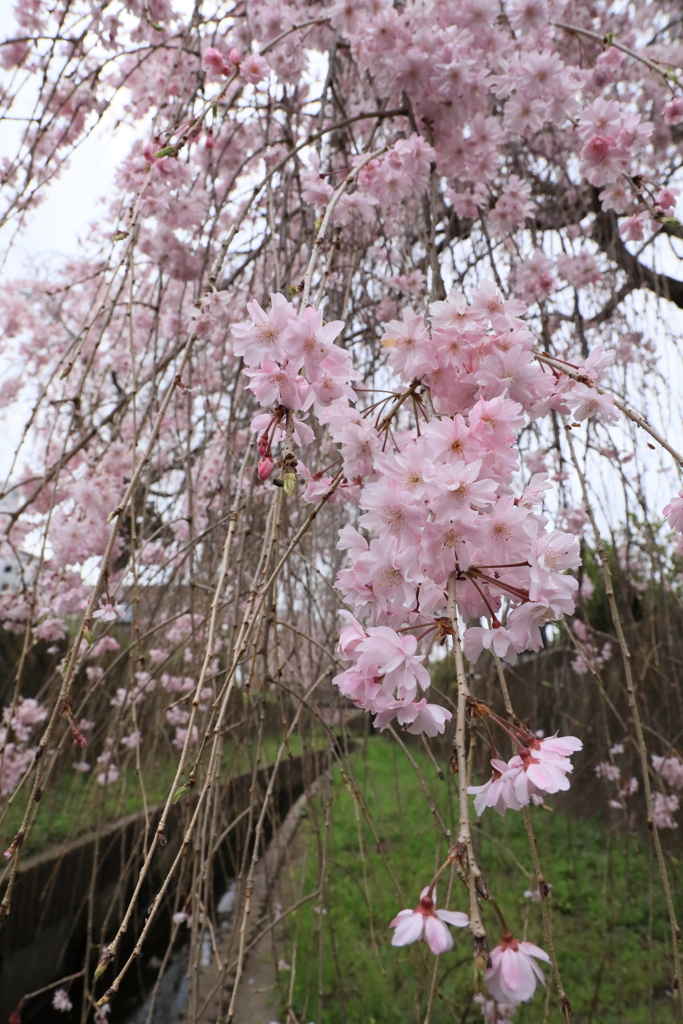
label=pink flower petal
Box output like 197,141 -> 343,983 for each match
424,915 -> 453,954
391,911 -> 424,947
436,909 -> 469,927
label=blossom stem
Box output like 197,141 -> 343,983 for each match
427,854 -> 456,896
488,898 -> 512,940
376,379 -> 422,433
464,572 -> 501,623
484,709 -> 527,750
473,562 -> 531,569
469,569 -> 530,602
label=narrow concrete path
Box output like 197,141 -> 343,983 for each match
187,784 -> 317,1024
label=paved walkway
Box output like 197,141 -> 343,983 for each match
186,785 -> 317,1024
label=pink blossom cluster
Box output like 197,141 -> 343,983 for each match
607,776 -> 639,810
469,734 -> 583,817
652,754 -> 683,790
202,45 -> 270,84
229,283 -> 599,738
570,618 -> 612,676
0,697 -> 48,795
652,753 -> 683,829
1,0 -> 683,1014
474,992 -> 517,1024
52,988 -> 73,1013
594,753 -> 640,811
578,98 -> 653,193
95,739 -> 119,788
161,673 -> 210,749
317,4 -> 672,226
232,293 -> 359,481
653,792 -> 679,830
334,618 -> 450,737
2,0 -> 678,261
595,761 -> 621,782
302,151 -> 379,225
2,0 -> 680,672
391,885 -> 550,1007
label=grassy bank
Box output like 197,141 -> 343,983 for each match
281,736 -> 679,1024
0,730 -> 325,857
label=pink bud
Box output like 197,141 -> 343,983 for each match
72,727 -> 88,749
258,457 -> 274,481
202,47 -> 229,77
205,133 -> 215,150
228,48 -> 241,65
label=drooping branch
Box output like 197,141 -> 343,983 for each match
592,205 -> 683,310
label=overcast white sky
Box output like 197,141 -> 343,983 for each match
0,1 -> 139,477
0,0 -> 136,276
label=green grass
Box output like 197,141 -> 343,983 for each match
281,736 -> 680,1024
0,727 -> 325,857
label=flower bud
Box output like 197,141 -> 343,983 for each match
71,724 -> 88,748
258,457 -> 274,481
8,999 -> 23,1024
93,947 -> 112,981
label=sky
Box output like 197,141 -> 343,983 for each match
0,0 -> 136,275
0,1 -> 138,477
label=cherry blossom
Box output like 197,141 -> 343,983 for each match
358,480 -> 426,546
663,492 -> 683,534
653,792 -> 679,829
469,735 -> 583,815
652,754 -> 683,790
239,53 -> 270,85
231,294 -> 295,366
52,989 -> 73,1012
485,935 -> 550,1004
664,98 -> 683,125
469,759 -> 524,817
507,735 -> 583,806
301,153 -> 334,207
473,992 -> 517,1024
202,48 -> 229,78
352,627 -> 429,695
464,627 -> 519,666
390,888 -> 469,954
92,599 -> 125,623
244,360 -> 310,410
96,764 -> 120,787
282,308 -> 345,374
373,698 -> 452,737
595,761 -> 621,782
